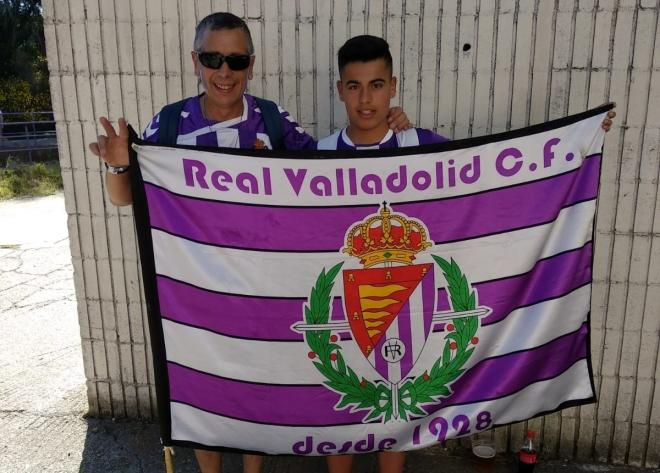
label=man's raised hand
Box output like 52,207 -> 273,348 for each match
89,117 -> 130,166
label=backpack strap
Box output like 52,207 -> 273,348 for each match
254,97 -> 284,150
157,99 -> 186,146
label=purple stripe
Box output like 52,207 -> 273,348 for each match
374,332 -> 389,380
167,325 -> 589,426
397,299 -> 414,378
477,243 -> 592,326
434,324 -> 589,408
422,268 -> 435,337
158,277 -> 306,339
146,155 -> 600,250
158,244 -> 592,339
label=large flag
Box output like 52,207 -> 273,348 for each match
130,104 -> 611,455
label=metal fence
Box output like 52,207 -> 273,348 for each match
0,111 -> 58,164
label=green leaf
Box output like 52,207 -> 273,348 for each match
442,340 -> 452,364
364,409 -> 382,422
437,386 -> 451,397
325,262 -> 344,285
468,292 -> 476,310
347,367 -> 360,385
336,395 -> 356,409
336,352 -> 347,375
407,404 -> 427,416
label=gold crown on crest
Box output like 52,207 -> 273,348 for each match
342,203 -> 433,268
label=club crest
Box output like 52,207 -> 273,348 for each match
291,203 -> 491,422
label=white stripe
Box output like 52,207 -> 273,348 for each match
176,127 -> 242,147
135,113 -> 606,206
164,285 -> 590,384
316,130 -> 341,150
142,114 -> 159,139
408,282 -> 427,366
163,319 -> 353,384
409,284 -> 591,379
396,129 -> 420,147
255,132 -> 273,149
170,359 -> 593,454
153,200 -> 595,298
174,96 -> 249,145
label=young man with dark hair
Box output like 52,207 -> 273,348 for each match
318,34 -> 445,473
320,35 -> 616,473
317,35 -> 447,151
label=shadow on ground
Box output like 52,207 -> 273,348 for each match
77,419 -> 660,473
75,418 -> 528,473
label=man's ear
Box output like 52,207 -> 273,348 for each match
247,55 -> 256,80
337,80 -> 345,102
192,51 -> 201,77
390,76 -> 397,98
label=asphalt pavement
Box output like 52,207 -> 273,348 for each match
0,193 -> 657,473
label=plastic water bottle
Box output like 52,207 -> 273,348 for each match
517,430 -> 537,472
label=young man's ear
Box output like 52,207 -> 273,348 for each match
336,80 -> 345,102
390,76 -> 397,98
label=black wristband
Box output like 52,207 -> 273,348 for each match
104,162 -> 131,174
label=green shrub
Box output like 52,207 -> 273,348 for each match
0,78 -> 51,118
0,161 -> 63,199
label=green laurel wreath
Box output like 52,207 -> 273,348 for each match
304,256 -> 479,422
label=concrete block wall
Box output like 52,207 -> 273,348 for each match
43,0 -> 660,467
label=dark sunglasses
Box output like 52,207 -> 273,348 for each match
196,51 -> 252,71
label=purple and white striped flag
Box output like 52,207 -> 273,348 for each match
130,105 -> 611,455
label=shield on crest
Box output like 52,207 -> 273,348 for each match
343,263 -> 435,383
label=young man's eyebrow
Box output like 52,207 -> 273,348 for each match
344,78 -> 386,85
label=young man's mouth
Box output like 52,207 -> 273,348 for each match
357,109 -> 376,119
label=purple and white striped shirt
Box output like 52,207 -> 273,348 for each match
142,94 -> 316,150
316,127 -> 447,150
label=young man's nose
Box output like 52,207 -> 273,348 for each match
359,88 -> 371,103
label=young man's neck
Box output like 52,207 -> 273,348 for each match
345,123 -> 391,145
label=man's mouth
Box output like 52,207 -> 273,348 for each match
213,82 -> 235,93
357,110 -> 376,119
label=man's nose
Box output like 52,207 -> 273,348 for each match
217,60 -> 232,76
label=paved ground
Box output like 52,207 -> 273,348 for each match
0,193 -> 657,473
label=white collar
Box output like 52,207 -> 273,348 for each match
340,128 -> 394,149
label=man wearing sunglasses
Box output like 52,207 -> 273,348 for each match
90,12 -> 411,207
88,11 -> 411,473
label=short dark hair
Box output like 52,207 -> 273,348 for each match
194,12 -> 254,54
337,35 -> 393,76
